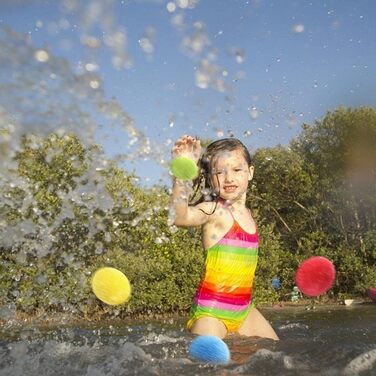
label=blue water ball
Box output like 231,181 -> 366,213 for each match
272,277 -> 281,290
188,335 -> 230,365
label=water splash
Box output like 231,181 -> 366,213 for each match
343,349 -> 376,376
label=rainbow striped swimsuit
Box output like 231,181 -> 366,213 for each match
187,215 -> 258,332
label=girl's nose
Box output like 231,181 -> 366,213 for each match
224,171 -> 234,182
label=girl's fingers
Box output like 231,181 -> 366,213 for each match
172,135 -> 199,157
175,136 -> 190,147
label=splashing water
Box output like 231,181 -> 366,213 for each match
0,306 -> 375,375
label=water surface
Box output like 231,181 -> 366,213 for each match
0,305 -> 375,375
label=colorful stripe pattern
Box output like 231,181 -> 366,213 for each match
187,219 -> 258,332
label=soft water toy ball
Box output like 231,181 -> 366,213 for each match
188,335 -> 230,365
295,256 -> 335,297
271,277 -> 281,290
91,267 -> 131,305
170,156 -> 198,180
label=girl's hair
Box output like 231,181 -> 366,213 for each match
189,138 -> 252,212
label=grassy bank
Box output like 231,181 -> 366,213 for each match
1,296 -> 373,329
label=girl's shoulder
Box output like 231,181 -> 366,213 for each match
195,200 -> 218,215
197,200 -> 229,226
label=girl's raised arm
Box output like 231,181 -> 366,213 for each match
170,135 -> 211,227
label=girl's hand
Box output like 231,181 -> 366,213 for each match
171,135 -> 201,163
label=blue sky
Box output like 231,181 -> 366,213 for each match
1,0 -> 376,186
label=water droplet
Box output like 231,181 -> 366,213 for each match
0,304 -> 16,321
249,107 -> 258,119
292,24 -> 304,33
81,36 -> 101,49
34,49 -> 49,62
216,130 -> 224,137
177,0 -> 189,9
234,49 -> 245,63
138,37 -> 154,54
166,2 -> 176,12
89,79 -> 100,89
169,225 -> 178,234
243,130 -> 252,138
85,62 -> 98,72
36,274 -> 47,284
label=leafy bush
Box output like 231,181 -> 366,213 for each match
1,106 -> 376,320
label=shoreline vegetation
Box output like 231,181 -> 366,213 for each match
1,106 -> 376,325
1,298 -> 373,328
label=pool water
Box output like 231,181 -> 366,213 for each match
0,305 -> 375,375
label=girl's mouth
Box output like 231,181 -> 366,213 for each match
224,185 -> 237,193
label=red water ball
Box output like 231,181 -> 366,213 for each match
295,256 -> 336,297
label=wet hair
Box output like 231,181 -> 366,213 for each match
189,138 -> 252,213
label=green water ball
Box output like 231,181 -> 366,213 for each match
170,156 -> 199,180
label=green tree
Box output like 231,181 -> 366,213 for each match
249,145 -> 316,250
292,106 -> 376,249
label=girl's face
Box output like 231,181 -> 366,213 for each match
209,148 -> 254,202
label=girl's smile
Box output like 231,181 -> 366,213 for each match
223,185 -> 237,193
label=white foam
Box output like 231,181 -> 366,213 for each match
278,322 -> 310,330
230,348 -> 314,374
137,333 -> 184,346
343,348 -> 376,375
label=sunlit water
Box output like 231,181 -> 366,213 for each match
0,305 -> 375,375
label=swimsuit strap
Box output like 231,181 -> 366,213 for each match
218,197 -> 255,233
219,197 -> 246,222
218,198 -> 235,219
226,205 -> 236,222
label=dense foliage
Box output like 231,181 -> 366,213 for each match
0,106 -> 375,320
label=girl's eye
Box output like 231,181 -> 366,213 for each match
211,169 -> 222,175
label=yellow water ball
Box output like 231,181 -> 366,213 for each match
91,267 -> 131,305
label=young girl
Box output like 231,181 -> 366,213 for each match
170,135 -> 279,340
